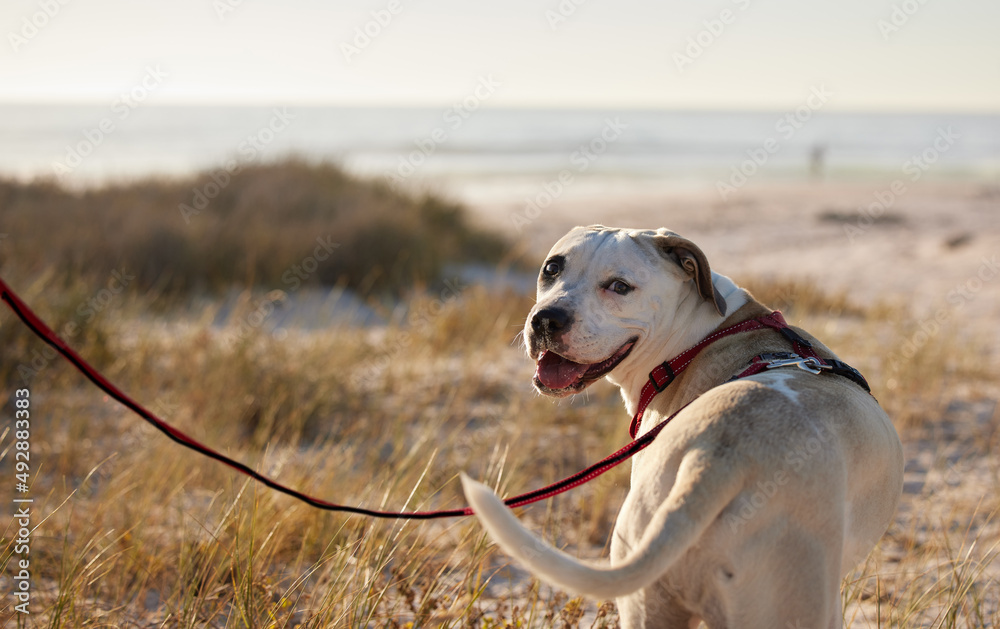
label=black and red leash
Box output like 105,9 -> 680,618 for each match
0,276 -> 868,519
0,276 -> 677,519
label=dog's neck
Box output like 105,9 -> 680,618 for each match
608,272 -> 747,415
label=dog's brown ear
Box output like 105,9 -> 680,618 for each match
654,233 -> 727,316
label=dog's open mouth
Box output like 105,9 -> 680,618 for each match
534,339 -> 636,393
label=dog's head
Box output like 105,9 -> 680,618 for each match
525,226 -> 727,397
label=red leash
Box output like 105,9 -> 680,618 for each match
0,276 -> 680,519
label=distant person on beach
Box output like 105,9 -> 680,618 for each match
810,144 -> 826,179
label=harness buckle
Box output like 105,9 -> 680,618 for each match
778,326 -> 813,349
764,356 -> 830,375
649,361 -> 675,392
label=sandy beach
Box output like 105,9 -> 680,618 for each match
448,176 -> 1000,322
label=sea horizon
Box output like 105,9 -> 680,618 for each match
1,104 -> 997,190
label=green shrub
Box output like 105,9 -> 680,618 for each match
0,158 -> 509,300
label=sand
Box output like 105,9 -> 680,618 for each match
448,176 -> 1000,324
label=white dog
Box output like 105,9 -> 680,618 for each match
462,226 -> 903,628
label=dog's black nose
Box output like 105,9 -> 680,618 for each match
531,307 -> 572,335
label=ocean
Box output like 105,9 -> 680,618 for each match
0,105 -> 997,189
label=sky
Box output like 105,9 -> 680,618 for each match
1,0 -> 998,111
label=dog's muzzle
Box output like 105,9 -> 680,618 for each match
527,306 -> 636,395
533,339 -> 637,394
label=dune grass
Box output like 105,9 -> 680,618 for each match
0,159 -> 510,301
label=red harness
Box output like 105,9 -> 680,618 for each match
631,310 -> 820,438
0,277 -> 867,519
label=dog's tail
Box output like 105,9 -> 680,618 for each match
460,452 -> 741,599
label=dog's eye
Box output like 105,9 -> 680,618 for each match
607,280 -> 632,295
543,261 -> 561,277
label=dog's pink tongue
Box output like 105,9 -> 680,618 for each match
536,351 -> 589,389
